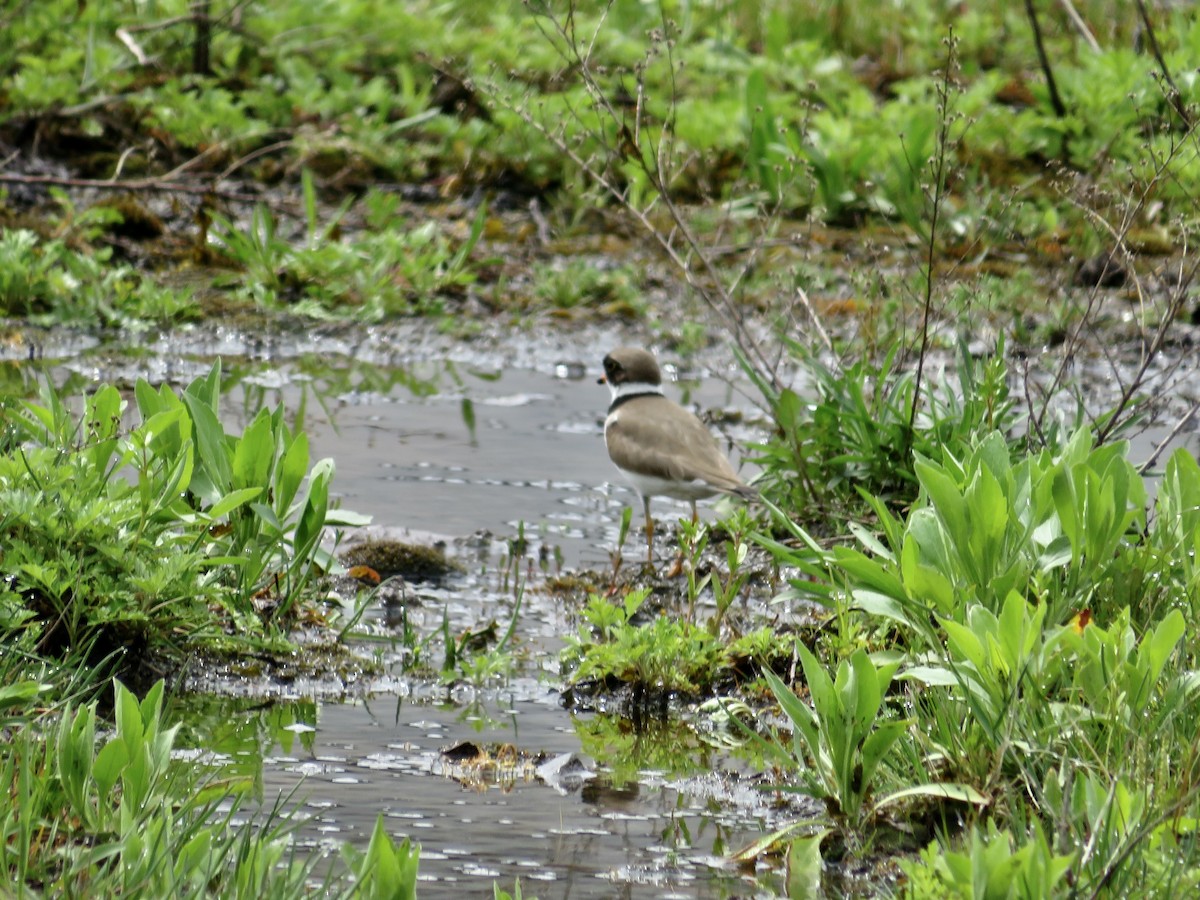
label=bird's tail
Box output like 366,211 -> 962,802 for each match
731,484 -> 760,503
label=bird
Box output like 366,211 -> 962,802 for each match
598,346 -> 757,569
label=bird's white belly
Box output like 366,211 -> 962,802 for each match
621,470 -> 719,502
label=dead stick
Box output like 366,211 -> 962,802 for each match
1134,0 -> 1191,128
0,171 -> 260,203
1057,0 -> 1100,53
1024,0 -> 1068,118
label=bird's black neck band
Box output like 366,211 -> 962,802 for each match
608,391 -> 660,414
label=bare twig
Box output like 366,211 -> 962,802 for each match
0,171 -> 260,203
794,286 -> 835,357
218,139 -> 294,181
1034,109 -> 1200,445
1024,0 -> 1068,119
115,28 -> 150,65
517,1 -> 785,386
1134,0 -> 1191,128
1057,0 -> 1101,53
193,0 -> 212,76
1138,400 -> 1200,474
908,32 -> 956,437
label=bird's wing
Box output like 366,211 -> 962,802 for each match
608,397 -> 751,494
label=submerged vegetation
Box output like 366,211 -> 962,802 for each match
4,0 -> 1200,895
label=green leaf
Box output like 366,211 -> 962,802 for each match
764,668 -> 820,762
897,665 -> 960,687
943,618 -> 986,671
1051,466 -> 1079,559
851,589 -> 910,626
859,719 -> 908,794
94,738 -> 131,799
207,487 -> 263,521
183,390 -> 232,504
785,829 -> 827,899
797,644 -> 837,725
849,649 -> 882,737
873,782 -> 989,813
275,431 -> 309,515
916,459 -> 968,544
833,546 -> 905,599
232,409 -> 274,491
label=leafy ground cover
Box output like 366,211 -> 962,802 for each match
5,0 -> 1200,896
1,1 -> 1196,340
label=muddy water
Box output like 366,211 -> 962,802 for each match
299,358 -> 761,570
223,352 -> 785,897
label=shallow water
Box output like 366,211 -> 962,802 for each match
249,689 -> 792,898
199,350 -> 784,897
300,357 -> 761,570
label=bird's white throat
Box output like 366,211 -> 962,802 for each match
606,381 -> 664,403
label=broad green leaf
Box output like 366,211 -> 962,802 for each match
276,431 -> 309,515
94,738 -> 131,799
183,390 -> 232,503
1050,466 -> 1079,559
849,650 -> 882,736
897,665 -> 960,687
848,521 -> 892,560
859,719 -> 908,792
232,409 -> 274,491
785,829 -> 827,899
832,546 -> 905,599
916,460 -> 968,544
798,644 -> 837,724
851,589 -> 910,627
876,782 -> 989,810
943,618 -> 986,671
900,538 -> 955,616
207,487 -> 263,521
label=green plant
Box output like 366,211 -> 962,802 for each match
137,360 -> 367,623
675,508 -> 753,631
340,815 -> 420,900
1059,606 -> 1185,727
1,678 -> 322,896
210,190 -> 488,318
562,589 -> 749,695
0,228 -> 196,328
742,338 -> 1019,520
0,362 -> 364,660
762,649 -> 907,827
900,820 -> 1073,900
493,879 -> 536,899
531,260 -> 641,315
752,647 -> 986,838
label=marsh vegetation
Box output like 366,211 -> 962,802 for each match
4,0 -> 1200,895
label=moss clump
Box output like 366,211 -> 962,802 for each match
340,539 -> 460,581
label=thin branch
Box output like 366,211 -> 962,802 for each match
1134,0 -> 1191,128
1138,399 -> 1200,474
1024,0 -> 1068,119
518,4 -> 778,383
115,28 -> 150,65
0,171 -> 260,203
794,286 -> 835,357
908,32 -> 955,437
1057,0 -> 1101,53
